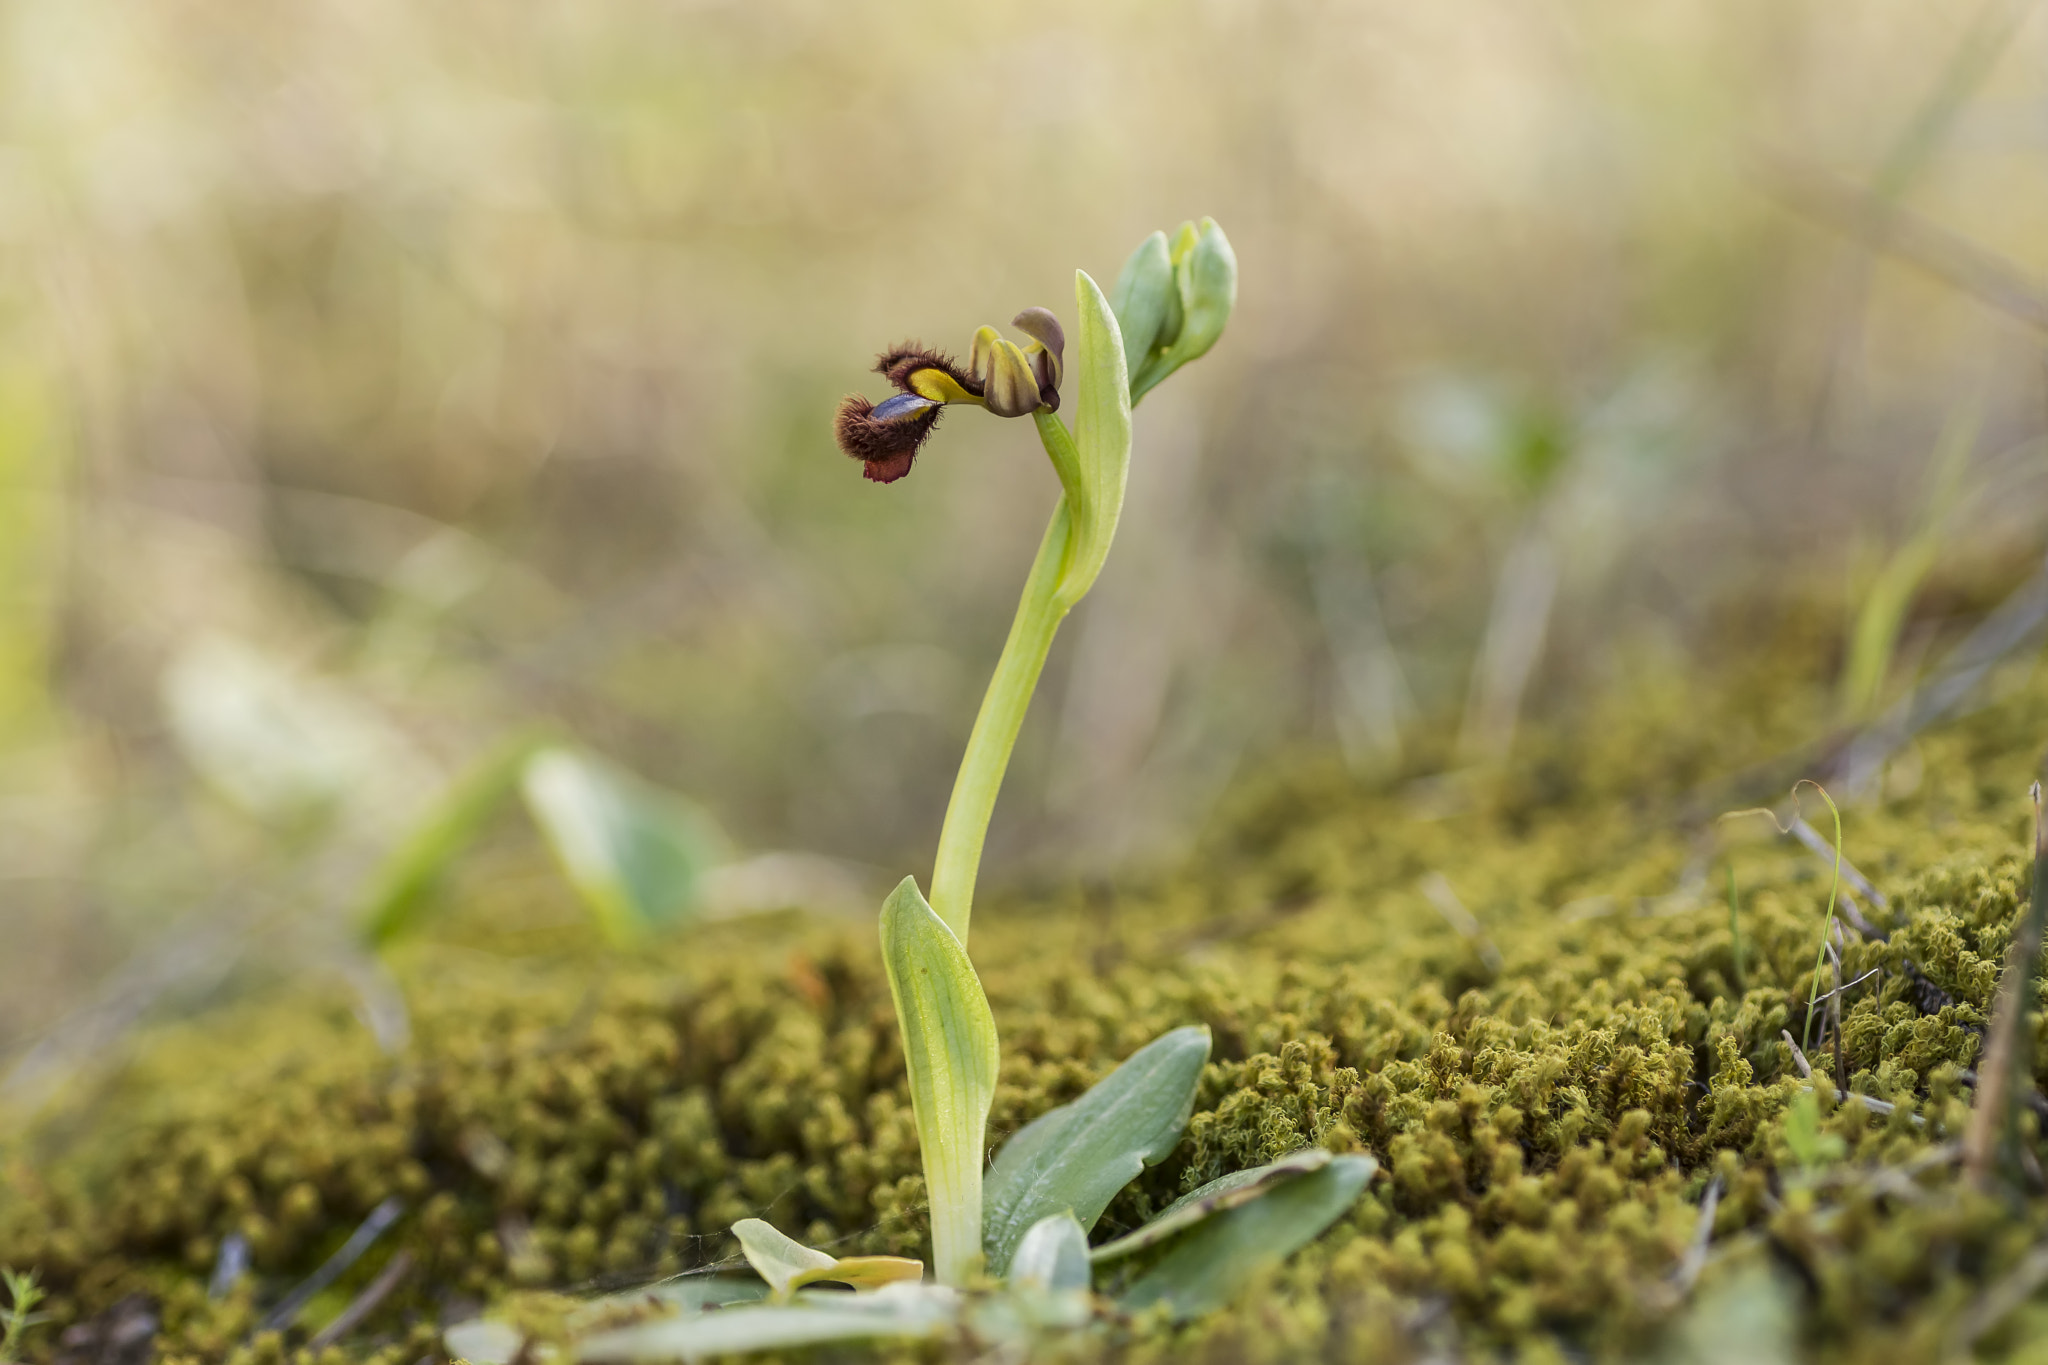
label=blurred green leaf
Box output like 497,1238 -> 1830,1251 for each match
1658,1260 -> 1798,1365
442,1319 -> 521,1365
878,877 -> 999,1287
1089,1148 -> 1331,1265
1117,1154 -> 1375,1321
1783,1091 -> 1846,1169
1840,403 -> 1978,720
520,747 -> 728,944
574,1283 -> 959,1361
983,1024 -> 1209,1275
359,729 -> 551,948
1007,1212 -> 1091,1293
162,635 -> 414,826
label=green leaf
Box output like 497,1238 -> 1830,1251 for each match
520,747 -> 728,944
1783,1091 -> 1846,1169
360,730 -> 549,948
1117,1154 -> 1376,1321
1008,1213 -> 1091,1293
574,1284 -> 958,1362
879,877 -> 999,1287
1109,231 -> 1174,388
731,1219 -> 923,1299
1052,269 -> 1131,612
1090,1148 -> 1332,1264
983,1025 -> 1210,1275
731,1219 -> 834,1296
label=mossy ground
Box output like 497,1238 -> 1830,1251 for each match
8,609 -> 2048,1363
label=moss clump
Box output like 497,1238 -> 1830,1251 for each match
8,625 -> 2048,1362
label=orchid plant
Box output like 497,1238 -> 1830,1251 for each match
446,222 -> 1377,1364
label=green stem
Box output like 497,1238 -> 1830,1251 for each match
928,413 -> 1083,945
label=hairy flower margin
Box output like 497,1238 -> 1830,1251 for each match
834,309 -> 1065,483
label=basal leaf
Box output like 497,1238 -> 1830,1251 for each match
732,1220 -> 924,1298
983,1025 -> 1210,1275
879,877 -> 999,1287
731,1219 -> 835,1297
1008,1212 -> 1091,1293
1052,270 -> 1131,612
1090,1148 -> 1332,1264
575,1283 -> 958,1363
1117,1154 -> 1376,1321
520,747 -> 728,944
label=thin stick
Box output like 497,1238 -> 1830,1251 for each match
1830,940 -> 1848,1092
258,1197 -> 405,1333
1420,873 -> 1503,973
305,1251 -> 413,1352
1782,1029 -> 1814,1080
1751,150 -> 2048,333
1787,817 -> 1890,916
1957,1242 -> 2048,1351
1965,779 -> 2048,1193
1669,1175 -> 1724,1295
1727,866 -> 1747,995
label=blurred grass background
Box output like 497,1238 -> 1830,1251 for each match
2,0 -> 2047,1098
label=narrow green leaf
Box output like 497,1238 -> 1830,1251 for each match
1117,1154 -> 1376,1321
731,1219 -> 834,1296
1109,231 -> 1173,386
520,747 -> 728,944
1009,1212 -> 1091,1293
1090,1149 -> 1331,1264
1052,269 -> 1131,612
879,877 -> 999,1287
575,1284 -> 958,1363
361,730 -> 549,948
983,1025 -> 1210,1275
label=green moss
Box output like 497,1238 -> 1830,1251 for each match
10,626 -> 2048,1362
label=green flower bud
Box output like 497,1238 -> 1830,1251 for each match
1165,218 -> 1236,372
1110,231 -> 1174,380
1112,218 -> 1237,406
